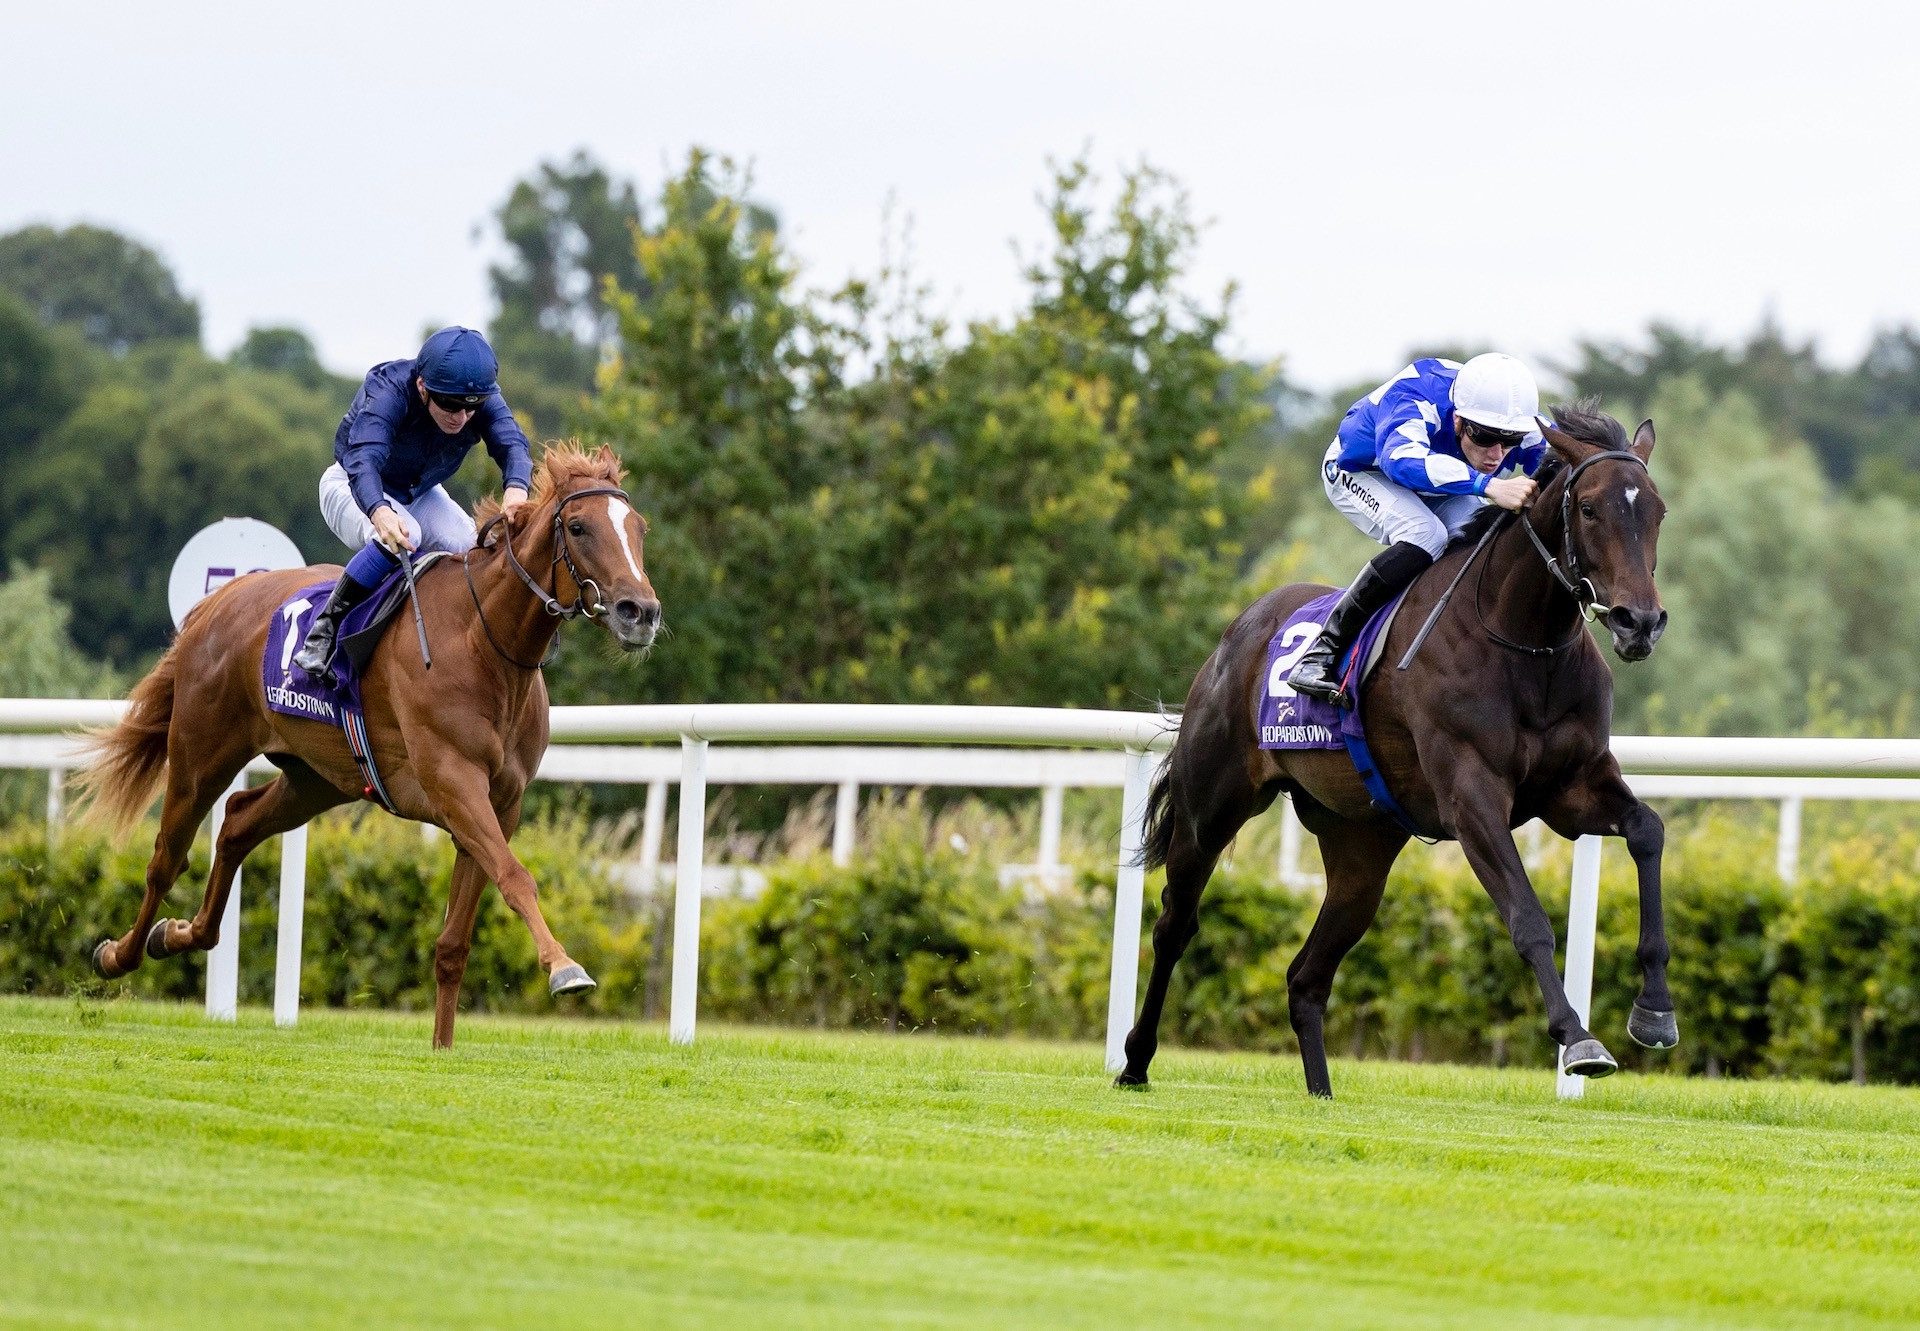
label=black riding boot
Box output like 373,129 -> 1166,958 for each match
1287,541 -> 1434,707
292,574 -> 377,676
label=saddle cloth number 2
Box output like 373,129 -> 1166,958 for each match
1267,621 -> 1324,699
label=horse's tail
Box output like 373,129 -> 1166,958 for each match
73,647 -> 177,839
1136,730 -> 1183,872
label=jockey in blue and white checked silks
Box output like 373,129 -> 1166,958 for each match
1287,353 -> 1550,706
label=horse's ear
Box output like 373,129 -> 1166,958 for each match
1536,414 -> 1596,466
1631,418 -> 1656,462
595,443 -> 619,472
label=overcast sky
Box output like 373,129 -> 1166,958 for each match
7,2 -> 1918,392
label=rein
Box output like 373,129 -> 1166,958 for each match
463,485 -> 633,671
1398,448 -> 1650,667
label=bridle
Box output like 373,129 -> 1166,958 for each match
1403,446 -> 1655,668
1516,449 -> 1649,621
464,485 -> 634,669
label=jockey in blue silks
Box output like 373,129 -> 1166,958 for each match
1286,352 -> 1549,705
292,326 -> 533,674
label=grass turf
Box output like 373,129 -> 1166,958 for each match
2,997 -> 1917,1329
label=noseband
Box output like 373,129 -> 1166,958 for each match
465,485 -> 635,669
1518,449 -> 1649,620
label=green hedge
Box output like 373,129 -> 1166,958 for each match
4,812 -> 1919,1084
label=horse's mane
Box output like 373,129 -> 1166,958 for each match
473,440 -> 626,530
1549,396 -> 1629,451
1443,398 -> 1626,552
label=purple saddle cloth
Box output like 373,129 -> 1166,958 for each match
1256,590 -> 1404,750
259,560 -> 445,810
263,580 -> 374,724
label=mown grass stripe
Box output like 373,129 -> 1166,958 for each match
2,996 -> 1917,1329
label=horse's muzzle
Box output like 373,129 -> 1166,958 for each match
609,597 -> 662,650
1605,605 -> 1667,661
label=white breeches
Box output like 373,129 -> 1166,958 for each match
1321,441 -> 1485,558
319,463 -> 478,555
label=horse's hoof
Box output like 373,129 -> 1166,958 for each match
1113,1070 -> 1150,1091
91,939 -> 120,979
145,920 -> 179,961
549,964 -> 597,997
1628,1001 -> 1679,1050
1561,1038 -> 1618,1078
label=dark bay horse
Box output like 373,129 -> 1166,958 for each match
79,442 -> 661,1048
1122,404 -> 1675,1096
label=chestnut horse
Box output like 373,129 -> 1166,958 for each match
1121,404 -> 1676,1096
79,442 -> 661,1047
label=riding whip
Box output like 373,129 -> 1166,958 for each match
1396,516 -> 1504,672
396,544 -> 433,670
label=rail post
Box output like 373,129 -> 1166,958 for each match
45,765 -> 64,838
669,736 -> 709,1045
1776,795 -> 1803,884
1038,783 -> 1064,883
1556,835 -> 1603,1099
273,824 -> 308,1027
832,781 -> 858,867
1105,747 -> 1154,1073
204,772 -> 247,1021
638,779 -> 667,889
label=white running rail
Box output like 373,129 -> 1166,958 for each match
8,698 -> 1920,1097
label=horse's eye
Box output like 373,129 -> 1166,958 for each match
567,520 -> 586,537
1580,503 -> 1597,520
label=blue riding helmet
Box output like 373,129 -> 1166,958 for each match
415,326 -> 499,401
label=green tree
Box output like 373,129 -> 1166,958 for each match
845,159 -> 1270,707
229,325 -> 341,394
1559,317 -> 1920,496
0,223 -> 200,353
0,564 -> 117,697
1609,377 -> 1920,735
7,357 -> 339,663
0,291 -> 90,520
487,151 -> 780,439
573,151 -> 1269,710
0,564 -> 119,817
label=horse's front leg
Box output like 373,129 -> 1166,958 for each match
1439,752 -> 1616,1077
422,763 -> 596,1007
1543,757 -> 1678,1051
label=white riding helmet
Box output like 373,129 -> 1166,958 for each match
1453,353 -> 1540,434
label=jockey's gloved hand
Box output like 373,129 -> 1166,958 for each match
1486,477 -> 1537,512
371,505 -> 416,552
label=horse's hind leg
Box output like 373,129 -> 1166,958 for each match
432,792 -> 529,1050
1286,817 -> 1407,1098
155,764 -> 350,957
1116,763 -> 1270,1088
93,746 -> 252,979
432,849 -> 490,1050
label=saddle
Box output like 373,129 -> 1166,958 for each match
259,553 -> 450,810
1256,590 -> 1426,835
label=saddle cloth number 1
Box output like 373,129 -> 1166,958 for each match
279,597 -> 313,674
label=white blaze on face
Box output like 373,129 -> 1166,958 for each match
1625,486 -> 1640,511
606,497 -> 645,581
